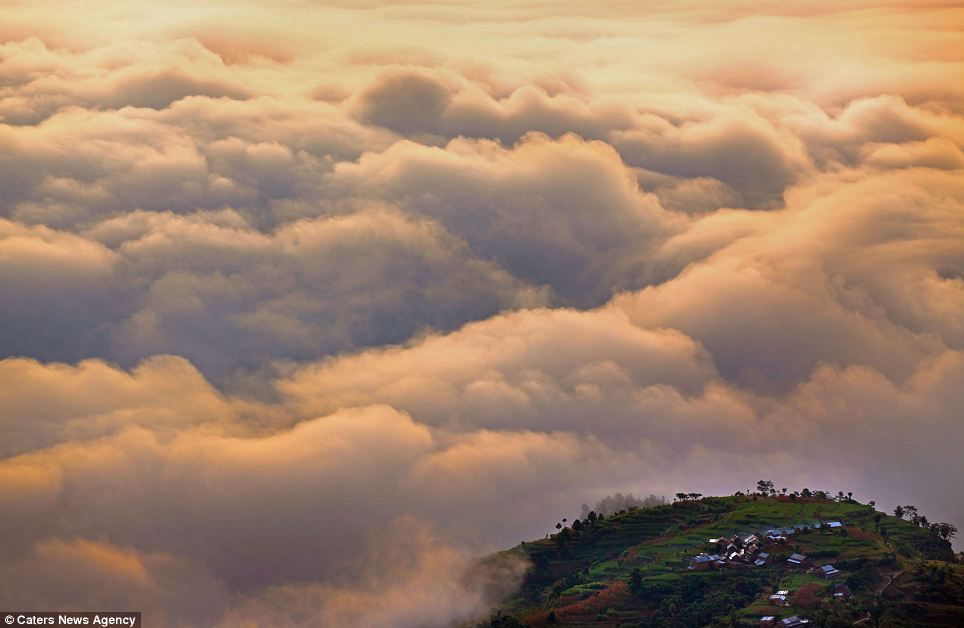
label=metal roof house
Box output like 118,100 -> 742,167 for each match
820,564 -> 841,577
787,553 -> 807,565
766,526 -> 796,540
688,553 -> 722,570
781,617 -> 810,627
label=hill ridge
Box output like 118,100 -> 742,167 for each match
477,492 -> 962,627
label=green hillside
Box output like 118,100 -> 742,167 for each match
479,493 -> 962,627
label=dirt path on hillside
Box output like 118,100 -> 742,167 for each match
853,570 -> 904,625
877,569 -> 903,595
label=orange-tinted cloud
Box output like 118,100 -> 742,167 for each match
1,1 -> 962,626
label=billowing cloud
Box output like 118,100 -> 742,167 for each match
618,168 -> 964,389
352,70 -> 454,136
351,69 -> 636,144
0,355 -> 231,457
1,1 -> 963,626
278,307 -> 717,432
325,134 -> 680,305
1,209 -> 544,378
612,113 -> 813,208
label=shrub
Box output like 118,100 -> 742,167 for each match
791,583 -> 825,610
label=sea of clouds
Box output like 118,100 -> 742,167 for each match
1,1 -> 963,625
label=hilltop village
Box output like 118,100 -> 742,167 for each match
481,488 -> 962,627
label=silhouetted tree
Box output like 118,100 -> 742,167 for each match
629,567 -> 643,594
937,523 -> 958,540
556,526 -> 571,550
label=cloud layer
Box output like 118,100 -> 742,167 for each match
1,1 -> 963,625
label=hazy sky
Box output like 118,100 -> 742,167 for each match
1,1 -> 963,626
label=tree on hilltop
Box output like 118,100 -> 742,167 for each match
756,480 -> 775,496
936,523 -> 958,540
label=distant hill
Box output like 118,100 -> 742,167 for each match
477,494 -> 963,627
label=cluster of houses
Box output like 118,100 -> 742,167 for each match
687,521 -> 844,572
765,581 -> 848,607
760,580 -> 850,612
687,532 -> 768,570
762,520 -> 843,544
760,576 -> 850,628
684,521 -> 850,625
760,582 -> 851,624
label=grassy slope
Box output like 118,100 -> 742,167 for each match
486,496 -> 962,627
